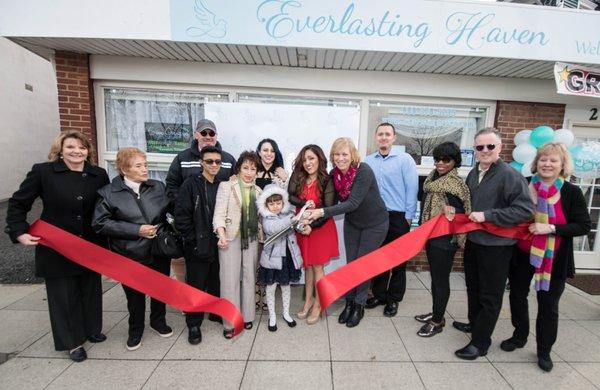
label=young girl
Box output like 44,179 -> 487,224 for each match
257,184 -> 303,332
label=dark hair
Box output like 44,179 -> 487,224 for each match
266,193 -> 283,204
235,151 -> 260,174
291,144 -> 329,197
432,142 -> 462,167
256,138 -> 284,170
376,122 -> 396,135
199,145 -> 221,160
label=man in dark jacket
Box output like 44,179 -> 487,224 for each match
454,128 -> 534,360
165,119 -> 235,201
174,145 -> 222,345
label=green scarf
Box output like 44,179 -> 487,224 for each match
238,178 -> 259,249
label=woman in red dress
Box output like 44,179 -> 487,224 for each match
288,145 -> 339,324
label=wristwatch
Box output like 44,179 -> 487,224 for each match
550,224 -> 556,234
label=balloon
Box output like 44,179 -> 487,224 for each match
514,130 -> 532,146
530,125 -> 555,148
512,144 -> 537,163
521,159 -> 534,177
509,161 -> 524,172
553,128 -> 575,146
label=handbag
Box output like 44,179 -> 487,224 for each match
133,194 -> 183,259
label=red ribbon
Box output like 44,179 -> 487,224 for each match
316,214 -> 532,311
29,220 -> 245,336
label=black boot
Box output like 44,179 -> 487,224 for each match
338,300 -> 355,324
346,304 -> 364,328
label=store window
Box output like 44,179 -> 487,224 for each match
104,88 -> 228,154
367,102 -> 488,165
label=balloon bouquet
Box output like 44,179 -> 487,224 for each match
509,125 -> 575,177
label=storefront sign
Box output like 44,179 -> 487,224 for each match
555,62 -> 600,99
170,0 -> 600,65
145,122 -> 192,153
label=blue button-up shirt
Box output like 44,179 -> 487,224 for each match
365,148 -> 419,220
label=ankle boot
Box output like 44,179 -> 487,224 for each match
346,304 -> 364,328
338,300 -> 354,324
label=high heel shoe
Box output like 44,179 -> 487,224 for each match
297,298 -> 314,319
306,305 -> 321,325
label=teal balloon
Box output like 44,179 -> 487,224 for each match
509,161 -> 524,172
529,126 -> 555,148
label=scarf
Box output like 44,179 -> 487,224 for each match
530,175 -> 564,291
333,164 -> 358,201
238,178 -> 259,250
422,168 -> 472,248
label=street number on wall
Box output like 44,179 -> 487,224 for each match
591,108 -> 599,121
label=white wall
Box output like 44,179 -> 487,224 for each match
0,38 -> 59,200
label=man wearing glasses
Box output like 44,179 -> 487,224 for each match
166,119 -> 235,201
174,145 -> 224,345
454,128 -> 534,360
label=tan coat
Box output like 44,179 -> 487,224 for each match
213,180 -> 263,241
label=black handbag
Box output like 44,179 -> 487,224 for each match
152,224 -> 183,259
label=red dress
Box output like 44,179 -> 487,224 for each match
296,180 -> 339,267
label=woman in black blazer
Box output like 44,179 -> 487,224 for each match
501,142 -> 591,372
5,131 -> 109,362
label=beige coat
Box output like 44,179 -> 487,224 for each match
213,180 -> 263,241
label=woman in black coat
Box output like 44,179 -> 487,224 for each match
502,142 -> 591,372
93,147 -> 173,352
5,131 -> 109,362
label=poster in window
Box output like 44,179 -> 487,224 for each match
145,122 -> 192,153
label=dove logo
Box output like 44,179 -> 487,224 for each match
185,0 -> 228,39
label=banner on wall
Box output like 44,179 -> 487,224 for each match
554,62 -> 600,99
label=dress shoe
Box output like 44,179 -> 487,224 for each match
188,326 -> 202,345
208,313 -> 222,324
69,346 -> 87,362
365,297 -> 386,309
223,329 -> 234,339
244,322 -> 253,330
345,304 -> 364,328
500,337 -> 526,352
538,354 -> 553,372
383,301 -> 398,317
455,344 -> 486,360
452,321 -> 472,333
87,333 -> 107,343
126,335 -> 142,351
417,321 -> 444,338
297,298 -> 314,319
151,323 -> 173,338
283,316 -> 297,328
338,300 -> 355,324
414,313 -> 434,323
307,305 -> 322,325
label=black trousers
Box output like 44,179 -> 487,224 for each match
426,241 -> 458,323
122,257 -> 171,338
344,220 -> 389,305
508,248 -> 566,356
372,211 -> 410,303
45,271 -> 102,351
185,256 -> 219,328
464,240 -> 513,351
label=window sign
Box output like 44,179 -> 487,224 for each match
145,122 -> 193,153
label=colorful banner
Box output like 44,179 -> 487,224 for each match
555,62 -> 600,99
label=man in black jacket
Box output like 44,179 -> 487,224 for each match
174,146 -> 222,345
165,119 -> 235,202
454,128 -> 534,360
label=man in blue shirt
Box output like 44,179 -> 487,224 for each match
364,122 -> 418,317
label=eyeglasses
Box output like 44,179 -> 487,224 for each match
434,157 -> 453,163
203,159 -> 221,166
474,144 -> 496,152
199,129 -> 216,137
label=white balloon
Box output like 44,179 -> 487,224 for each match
553,128 -> 575,146
514,130 -> 532,146
512,144 -> 537,164
521,159 -> 534,177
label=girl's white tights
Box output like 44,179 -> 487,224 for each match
265,283 -> 294,327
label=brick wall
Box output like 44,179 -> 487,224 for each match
406,100 -> 566,273
55,51 -> 97,161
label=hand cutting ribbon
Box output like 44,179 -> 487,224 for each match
29,219 -> 245,336
316,214 -> 532,312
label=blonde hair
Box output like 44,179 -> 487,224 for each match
330,137 -> 361,166
531,142 -> 573,178
47,130 -> 95,163
116,147 -> 146,175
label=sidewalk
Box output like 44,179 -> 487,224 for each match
1,272 -> 600,389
